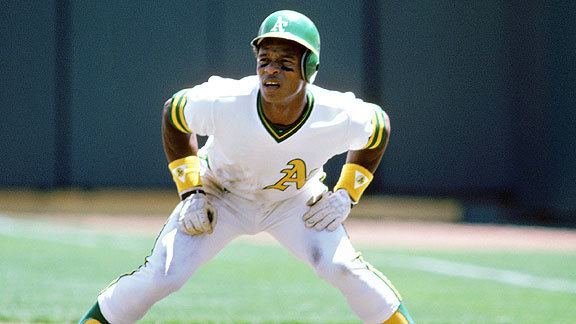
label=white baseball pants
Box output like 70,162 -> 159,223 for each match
97,187 -> 400,324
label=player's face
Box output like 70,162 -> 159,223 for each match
257,38 -> 306,105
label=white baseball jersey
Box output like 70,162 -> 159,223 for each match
170,75 -> 385,203
97,75 -> 401,324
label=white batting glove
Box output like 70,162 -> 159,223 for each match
178,190 -> 217,235
303,189 -> 352,231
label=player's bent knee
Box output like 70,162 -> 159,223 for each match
147,267 -> 190,296
157,273 -> 188,294
313,259 -> 356,284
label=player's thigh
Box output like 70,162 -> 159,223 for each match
146,199 -> 242,277
266,199 -> 357,268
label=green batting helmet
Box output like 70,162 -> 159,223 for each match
252,10 -> 321,83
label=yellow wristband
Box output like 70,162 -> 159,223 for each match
334,163 -> 374,203
168,156 -> 202,195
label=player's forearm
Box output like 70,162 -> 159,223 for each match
162,99 -> 198,162
335,118 -> 390,203
345,146 -> 385,174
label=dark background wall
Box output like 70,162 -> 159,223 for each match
1,0 -> 574,225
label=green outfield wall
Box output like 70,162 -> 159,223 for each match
1,0 -> 575,225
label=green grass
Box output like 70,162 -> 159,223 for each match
1,217 -> 575,323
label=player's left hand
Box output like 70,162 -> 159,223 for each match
303,189 -> 352,231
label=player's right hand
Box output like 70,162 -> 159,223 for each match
178,189 -> 217,235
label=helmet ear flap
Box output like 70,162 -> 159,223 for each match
301,50 -> 320,83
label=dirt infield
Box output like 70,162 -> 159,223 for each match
2,190 -> 575,252
10,213 -> 576,252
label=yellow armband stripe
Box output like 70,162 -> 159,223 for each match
168,156 -> 202,195
363,107 -> 386,149
334,163 -> 374,203
170,90 -> 192,134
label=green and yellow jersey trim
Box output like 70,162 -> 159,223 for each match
363,106 -> 387,149
169,90 -> 192,133
257,91 -> 314,143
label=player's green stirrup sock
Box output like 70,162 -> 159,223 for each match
78,301 -> 110,324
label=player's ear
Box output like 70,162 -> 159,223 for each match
252,45 -> 259,58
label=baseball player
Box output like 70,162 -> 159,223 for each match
79,10 -> 414,324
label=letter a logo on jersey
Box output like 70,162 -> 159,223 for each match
270,16 -> 288,32
265,159 -> 306,191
